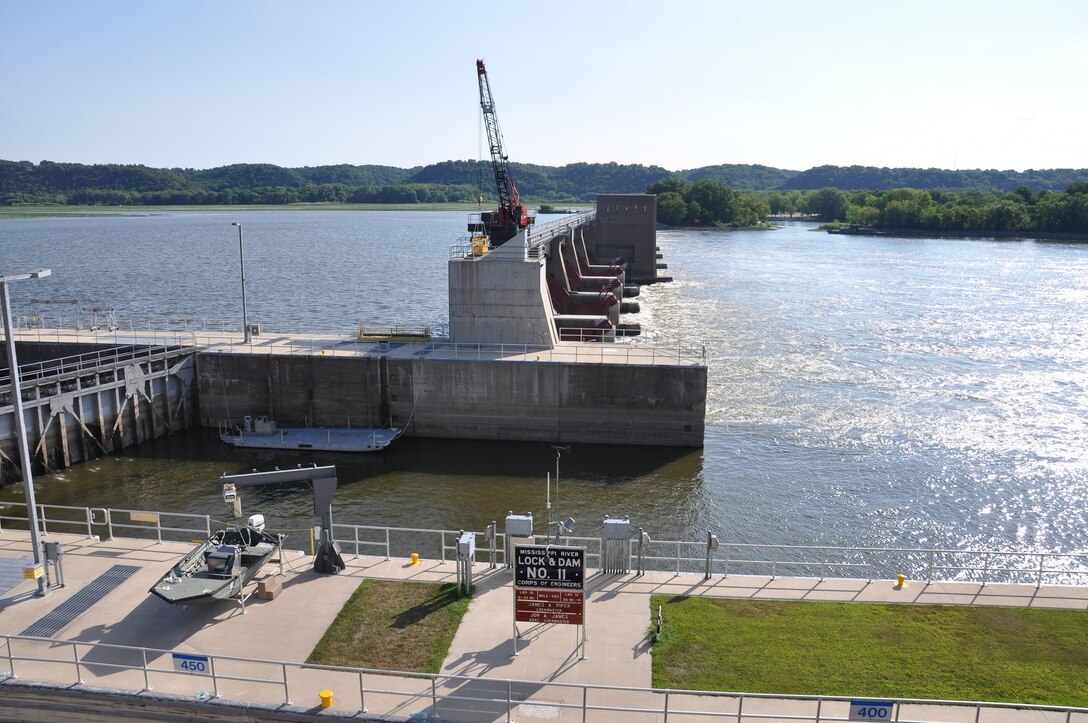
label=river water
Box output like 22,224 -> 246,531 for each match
2,212 -> 1086,557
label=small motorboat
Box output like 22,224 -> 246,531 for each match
149,516 -> 285,605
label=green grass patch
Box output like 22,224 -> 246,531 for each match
307,580 -> 472,673
651,595 -> 1088,706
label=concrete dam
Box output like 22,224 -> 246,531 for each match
1,195 -> 707,482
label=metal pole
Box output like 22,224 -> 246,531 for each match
232,223 -> 250,343
1,273 -> 49,596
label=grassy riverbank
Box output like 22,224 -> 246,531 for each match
307,580 -> 471,673
651,595 -> 1088,706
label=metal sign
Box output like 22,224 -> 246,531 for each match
850,700 -> 894,722
515,589 -> 584,625
172,652 -> 211,675
514,545 -> 584,590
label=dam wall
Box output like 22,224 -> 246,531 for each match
196,351 -> 705,447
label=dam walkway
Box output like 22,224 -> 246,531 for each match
1,525 -> 1086,722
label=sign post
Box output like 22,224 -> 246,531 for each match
512,544 -> 586,659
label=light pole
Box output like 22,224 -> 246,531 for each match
552,445 -> 569,543
231,222 -> 250,343
1,268 -> 52,596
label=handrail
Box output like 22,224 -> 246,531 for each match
0,342 -> 195,390
4,325 -> 706,366
2,504 -> 1086,586
2,633 -> 1085,722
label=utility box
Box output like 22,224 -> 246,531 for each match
601,515 -> 632,574
602,515 -> 631,540
505,512 -> 533,537
457,531 -> 476,560
43,541 -> 64,561
505,512 -> 534,568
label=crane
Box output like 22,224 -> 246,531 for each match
475,59 -> 533,246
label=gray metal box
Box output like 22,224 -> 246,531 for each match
457,532 -> 476,559
602,516 -> 631,540
505,512 -> 533,537
43,541 -> 64,561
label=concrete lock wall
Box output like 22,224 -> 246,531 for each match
196,353 -> 388,429
198,352 -> 705,447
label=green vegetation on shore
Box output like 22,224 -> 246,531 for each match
5,158 -> 1088,209
768,184 -> 1088,234
650,595 -> 1088,706
648,177 -> 770,227
307,580 -> 471,673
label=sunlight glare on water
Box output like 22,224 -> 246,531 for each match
1,214 -> 1086,558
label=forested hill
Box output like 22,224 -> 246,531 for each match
3,158 -> 1088,205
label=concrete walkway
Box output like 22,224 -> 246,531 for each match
1,529 -> 1086,722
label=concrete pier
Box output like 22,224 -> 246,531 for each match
197,337 -> 706,447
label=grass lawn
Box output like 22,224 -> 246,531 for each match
307,580 -> 471,673
651,595 -> 1088,707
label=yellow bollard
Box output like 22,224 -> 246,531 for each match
896,574 -> 906,589
409,552 -> 420,566
319,689 -> 333,708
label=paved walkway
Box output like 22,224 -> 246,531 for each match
1,529 -> 1086,722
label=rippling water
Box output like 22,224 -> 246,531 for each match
2,213 -> 1086,558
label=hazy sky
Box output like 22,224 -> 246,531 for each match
3,0 -> 1086,172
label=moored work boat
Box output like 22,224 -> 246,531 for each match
220,415 -> 402,453
149,518 -> 286,605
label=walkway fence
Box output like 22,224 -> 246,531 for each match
2,504 -> 1088,721
7,324 -> 705,366
2,502 -> 1086,587
2,633 -> 1086,723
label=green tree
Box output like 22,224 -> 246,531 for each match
805,187 -> 849,221
657,192 -> 688,225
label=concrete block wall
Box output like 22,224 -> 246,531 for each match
197,353 -> 387,429
197,352 -> 706,447
585,194 -> 659,282
448,249 -> 557,346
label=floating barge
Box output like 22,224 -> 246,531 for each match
220,415 -> 402,453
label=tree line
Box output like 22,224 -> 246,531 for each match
766,184 -> 1088,234
4,159 -> 1088,206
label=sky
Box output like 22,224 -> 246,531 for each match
2,0 -> 1086,173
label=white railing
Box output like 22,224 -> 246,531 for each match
1,342 -> 192,390
1,634 -> 1085,723
7,322 -> 706,366
0,503 -> 210,544
527,210 -> 597,252
3,504 -> 1087,586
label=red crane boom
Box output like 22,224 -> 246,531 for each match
476,59 -> 532,245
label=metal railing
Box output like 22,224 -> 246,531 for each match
6,322 -> 706,366
0,502 -> 210,544
0,342 -> 194,391
527,210 -> 597,253
200,336 -> 706,366
636,538 -> 1088,587
3,504 -> 1087,586
2,634 -> 1085,723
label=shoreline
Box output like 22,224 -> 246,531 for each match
825,225 -> 1088,242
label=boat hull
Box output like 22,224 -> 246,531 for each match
149,527 -> 284,605
220,426 -> 401,453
